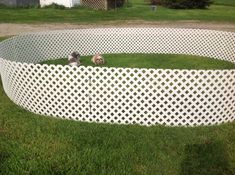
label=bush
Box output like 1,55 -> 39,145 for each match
71,4 -> 81,9
123,1 -> 133,8
0,3 -> 9,9
0,3 -> 40,9
108,0 -> 126,9
42,3 -> 66,9
161,0 -> 213,9
150,0 -> 160,5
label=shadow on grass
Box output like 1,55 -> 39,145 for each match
0,151 -> 10,173
180,141 -> 234,175
0,151 -> 10,164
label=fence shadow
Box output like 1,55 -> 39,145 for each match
180,141 -> 234,175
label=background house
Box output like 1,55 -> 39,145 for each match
0,0 -> 39,6
0,0 -> 124,10
40,0 -> 124,10
40,0 -> 80,8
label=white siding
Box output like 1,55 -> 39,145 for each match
72,0 -> 79,6
40,0 -> 80,8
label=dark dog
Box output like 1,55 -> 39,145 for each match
68,51 -> 81,66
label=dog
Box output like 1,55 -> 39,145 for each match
91,54 -> 105,65
68,51 -> 81,66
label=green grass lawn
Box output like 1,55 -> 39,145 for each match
0,3 -> 235,23
214,0 -> 235,6
0,76 -> 235,174
41,53 -> 235,70
0,36 -> 11,41
1,4 -> 235,172
1,37 -> 235,174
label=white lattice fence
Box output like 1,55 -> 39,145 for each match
0,28 -> 235,126
81,0 -> 107,10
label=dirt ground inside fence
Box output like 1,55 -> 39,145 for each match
1,21 -> 235,37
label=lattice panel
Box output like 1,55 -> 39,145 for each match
0,60 -> 91,120
89,67 -> 235,126
0,28 -> 235,126
2,28 -> 234,64
81,0 -> 107,10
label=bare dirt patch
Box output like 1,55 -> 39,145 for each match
1,21 -> 235,37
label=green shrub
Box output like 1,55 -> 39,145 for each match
107,0 -> 126,9
42,3 -> 66,9
0,3 -> 40,9
123,1 -> 133,8
71,4 -> 81,9
161,0 -> 213,9
0,3 -> 9,9
150,0 -> 160,5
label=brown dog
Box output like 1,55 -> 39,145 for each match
91,54 -> 105,65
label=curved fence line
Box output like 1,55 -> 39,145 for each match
0,28 -> 235,126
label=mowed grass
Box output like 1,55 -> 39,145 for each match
41,53 -> 235,70
0,78 -> 235,174
0,36 -> 12,42
214,0 -> 235,6
1,4 -> 235,173
1,37 -> 235,174
0,3 -> 235,23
